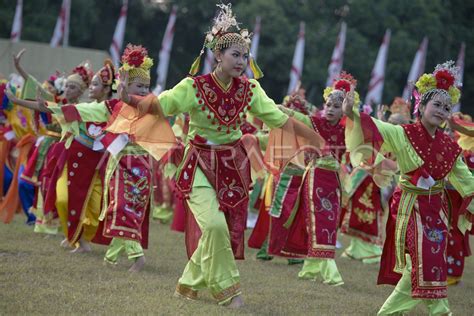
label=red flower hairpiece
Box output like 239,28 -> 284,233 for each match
289,99 -> 310,115
339,71 -> 357,86
434,69 -> 455,91
121,44 -> 148,68
72,66 -> 93,86
334,79 -> 351,93
333,71 -> 357,92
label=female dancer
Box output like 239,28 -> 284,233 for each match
6,61 -> 115,252
343,61 -> 474,315
11,49 -> 66,232
116,4 -> 321,307
37,45 -> 174,271
444,113 -> 474,285
339,97 -> 411,264
268,72 -> 361,285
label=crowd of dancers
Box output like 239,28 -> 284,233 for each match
1,4 -> 473,314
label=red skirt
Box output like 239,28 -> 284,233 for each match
378,187 -> 451,299
269,167 -> 341,259
177,137 -> 251,260
43,140 -> 110,245
102,154 -> 151,248
340,175 -> 384,245
446,188 -> 472,278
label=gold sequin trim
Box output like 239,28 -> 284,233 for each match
175,284 -> 198,300
213,282 -> 241,303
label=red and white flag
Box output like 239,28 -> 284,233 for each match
245,16 -> 261,79
326,22 -> 347,87
365,29 -> 391,106
109,0 -> 128,66
50,0 -> 71,47
202,48 -> 214,75
402,37 -> 428,100
154,5 -> 178,94
287,22 -> 305,94
452,42 -> 466,112
10,0 -> 23,43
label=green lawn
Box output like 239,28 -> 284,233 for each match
1,216 -> 472,315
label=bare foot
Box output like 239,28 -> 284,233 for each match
70,240 -> 91,253
60,238 -> 70,248
70,246 -> 91,254
226,295 -> 244,309
128,256 -> 146,272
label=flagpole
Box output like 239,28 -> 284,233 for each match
364,29 -> 391,106
452,42 -> 466,112
246,16 -> 261,79
155,5 -> 178,94
109,0 -> 129,66
50,0 -> 69,47
10,0 -> 23,43
63,0 -> 71,47
456,42 -> 466,88
326,22 -> 347,87
287,22 -> 305,95
402,37 -> 428,100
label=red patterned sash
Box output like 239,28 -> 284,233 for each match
176,136 -> 252,259
176,136 -> 251,209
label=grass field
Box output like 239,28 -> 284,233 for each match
1,216 -> 473,315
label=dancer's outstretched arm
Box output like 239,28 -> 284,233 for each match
4,89 -> 51,113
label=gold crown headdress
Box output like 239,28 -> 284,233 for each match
113,44 -> 154,90
121,44 -> 153,82
189,3 -> 263,79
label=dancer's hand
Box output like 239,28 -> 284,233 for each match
13,48 -> 26,68
12,49 -> 29,80
35,87 -> 50,112
343,85 -> 355,119
118,69 -> 130,104
376,104 -> 383,120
